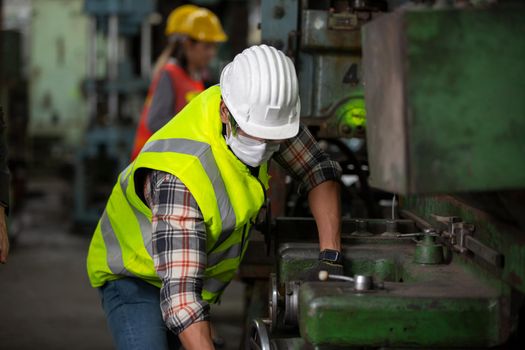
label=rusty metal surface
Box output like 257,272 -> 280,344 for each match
258,214 -> 520,347
362,7 -> 525,194
278,241 -> 414,284
289,241 -> 511,347
268,237 -> 512,347
404,194 -> 525,294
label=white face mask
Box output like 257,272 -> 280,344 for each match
226,129 -> 280,167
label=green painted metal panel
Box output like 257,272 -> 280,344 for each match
299,287 -> 505,347
363,6 -> 525,194
276,219 -> 513,347
298,259 -> 510,347
279,241 -> 413,284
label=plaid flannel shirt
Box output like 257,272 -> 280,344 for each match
143,125 -> 341,334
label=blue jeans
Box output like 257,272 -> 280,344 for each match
99,277 -> 181,350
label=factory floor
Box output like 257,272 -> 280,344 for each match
0,178 -> 245,350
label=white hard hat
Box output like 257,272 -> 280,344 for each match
220,45 -> 300,140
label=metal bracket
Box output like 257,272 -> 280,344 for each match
432,214 -> 473,253
432,214 -> 503,268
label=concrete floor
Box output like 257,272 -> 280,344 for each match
0,180 -> 245,350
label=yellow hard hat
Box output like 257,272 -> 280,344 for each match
165,5 -> 199,37
179,8 -> 228,43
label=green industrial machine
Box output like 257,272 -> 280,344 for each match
250,217 -> 515,349
248,2 -> 525,349
363,4 -> 525,194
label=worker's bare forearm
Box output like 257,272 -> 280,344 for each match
178,320 -> 215,350
308,180 -> 341,251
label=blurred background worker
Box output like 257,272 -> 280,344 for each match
131,6 -> 228,160
151,4 -> 198,79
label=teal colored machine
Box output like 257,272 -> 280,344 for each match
248,1 -> 525,349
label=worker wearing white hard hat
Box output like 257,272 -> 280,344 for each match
87,45 -> 342,349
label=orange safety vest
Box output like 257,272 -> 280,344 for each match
131,62 -> 205,160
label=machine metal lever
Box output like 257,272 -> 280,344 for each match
431,214 -> 503,268
395,228 -> 439,239
319,271 -> 374,291
318,270 -> 354,282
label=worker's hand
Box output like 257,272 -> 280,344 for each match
0,206 -> 9,263
305,260 -> 344,281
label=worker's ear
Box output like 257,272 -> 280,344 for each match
219,100 -> 229,124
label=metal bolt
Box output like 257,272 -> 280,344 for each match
354,275 -> 373,291
386,220 -> 398,233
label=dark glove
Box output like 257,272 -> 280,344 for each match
304,260 -> 344,281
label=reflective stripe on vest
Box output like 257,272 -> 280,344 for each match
99,210 -> 129,275
99,165 -> 152,276
120,167 -> 153,257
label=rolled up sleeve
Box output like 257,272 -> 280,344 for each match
144,170 -> 209,334
273,125 -> 342,193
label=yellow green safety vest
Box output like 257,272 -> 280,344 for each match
86,85 -> 269,303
